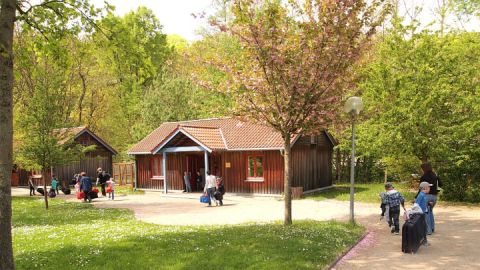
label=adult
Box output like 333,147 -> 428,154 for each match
96,167 -> 111,197
420,162 -> 442,234
79,172 -> 92,203
183,171 -> 192,193
28,176 -> 36,196
203,171 -> 217,206
196,170 -> 203,191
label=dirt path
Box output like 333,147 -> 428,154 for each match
333,205 -> 480,270
12,188 -> 480,269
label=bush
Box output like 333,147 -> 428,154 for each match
439,166 -> 480,203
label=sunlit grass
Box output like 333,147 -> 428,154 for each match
13,197 -> 364,270
306,183 -> 417,204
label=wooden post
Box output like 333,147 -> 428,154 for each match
162,152 -> 167,193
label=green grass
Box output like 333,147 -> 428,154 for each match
306,183 -> 417,204
114,185 -> 145,195
12,197 -> 364,270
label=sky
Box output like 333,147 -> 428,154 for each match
93,0 -> 214,41
91,0 -> 479,41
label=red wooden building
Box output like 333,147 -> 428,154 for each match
129,118 -> 336,195
14,126 -> 117,186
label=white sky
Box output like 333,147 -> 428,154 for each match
91,0 -> 479,41
93,0 -> 214,41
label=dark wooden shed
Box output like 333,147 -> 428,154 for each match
15,126 -> 117,186
129,118 -> 336,195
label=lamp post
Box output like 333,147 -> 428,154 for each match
344,96 -> 364,224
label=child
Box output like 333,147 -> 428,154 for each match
28,176 -> 36,196
416,181 -> 433,245
214,177 -> 225,206
379,191 -> 388,221
106,178 -> 115,200
51,176 -> 59,195
384,182 -> 406,234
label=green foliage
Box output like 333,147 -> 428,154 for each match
356,20 -> 480,184
12,197 -> 364,270
381,155 -> 420,185
438,166 -> 480,203
93,7 -> 172,144
13,30 -> 85,170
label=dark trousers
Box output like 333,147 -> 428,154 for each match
83,191 -> 92,202
388,205 -> 400,233
29,186 -> 35,196
100,183 -> 106,196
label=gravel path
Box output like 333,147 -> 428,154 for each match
12,188 -> 480,269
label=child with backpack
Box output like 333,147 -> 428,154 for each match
383,182 -> 406,234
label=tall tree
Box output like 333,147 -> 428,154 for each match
207,0 -> 390,225
1,1 -> 100,268
0,1 -> 17,268
356,20 -> 480,178
93,7 -> 172,146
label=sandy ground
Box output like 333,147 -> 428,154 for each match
12,188 -> 480,269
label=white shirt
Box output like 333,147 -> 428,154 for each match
204,175 -> 216,191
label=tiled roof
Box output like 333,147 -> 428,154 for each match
54,126 -> 118,155
180,126 -> 226,151
128,118 -> 287,154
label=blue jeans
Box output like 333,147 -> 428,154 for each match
426,194 -> 437,234
207,188 -> 216,205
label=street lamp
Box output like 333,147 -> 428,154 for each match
344,96 -> 363,224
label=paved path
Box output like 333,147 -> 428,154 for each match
12,188 -> 480,269
334,205 -> 480,270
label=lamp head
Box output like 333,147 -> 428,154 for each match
344,96 -> 364,115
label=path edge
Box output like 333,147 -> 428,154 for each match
325,230 -> 371,270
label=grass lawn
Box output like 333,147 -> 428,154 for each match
305,183 -> 417,204
113,185 -> 145,195
13,197 -> 364,270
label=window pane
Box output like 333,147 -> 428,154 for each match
248,157 -> 255,177
256,156 -> 263,177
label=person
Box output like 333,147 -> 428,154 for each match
28,176 -> 36,196
379,191 -> 388,221
196,170 -> 203,191
420,162 -> 441,234
383,182 -> 406,234
416,181 -> 433,245
203,171 -> 217,206
183,171 -> 192,193
51,175 -> 59,195
106,178 -> 115,200
80,172 -> 92,203
96,167 -> 111,197
214,177 -> 225,206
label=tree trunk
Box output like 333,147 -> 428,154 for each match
42,167 -> 49,210
283,133 -> 292,225
0,0 -> 17,269
335,148 -> 340,183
